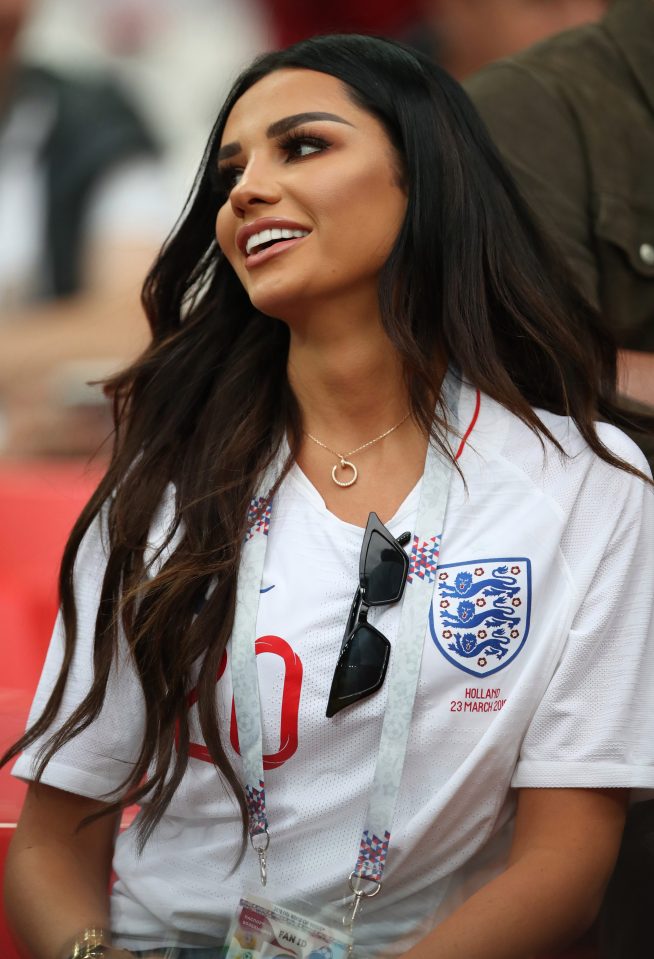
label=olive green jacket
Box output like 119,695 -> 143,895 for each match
467,14 -> 654,949
465,0 -> 654,354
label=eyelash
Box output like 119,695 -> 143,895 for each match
214,129 -> 330,195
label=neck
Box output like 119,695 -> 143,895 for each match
287,303 -> 411,447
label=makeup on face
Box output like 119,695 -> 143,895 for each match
214,68 -> 407,319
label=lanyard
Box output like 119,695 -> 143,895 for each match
230,376 -> 461,908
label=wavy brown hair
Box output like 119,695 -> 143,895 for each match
2,34 -> 651,848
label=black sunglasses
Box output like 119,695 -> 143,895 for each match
326,512 -> 410,718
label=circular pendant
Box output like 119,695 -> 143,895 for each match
332,459 -> 358,487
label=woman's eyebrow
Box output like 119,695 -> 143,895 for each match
217,111 -> 354,161
267,111 -> 354,138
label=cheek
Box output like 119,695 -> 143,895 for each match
215,204 -> 235,260
216,208 -> 247,282
321,166 -> 405,255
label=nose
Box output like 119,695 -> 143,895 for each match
229,156 -> 281,217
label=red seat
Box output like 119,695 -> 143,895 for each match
0,461 -> 104,957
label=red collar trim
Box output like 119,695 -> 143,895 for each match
454,389 -> 481,461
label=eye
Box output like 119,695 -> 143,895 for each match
211,129 -> 329,198
278,131 -> 330,161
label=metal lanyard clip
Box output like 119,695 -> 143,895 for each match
343,872 -> 382,949
251,829 -> 270,887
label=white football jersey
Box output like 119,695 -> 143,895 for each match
14,381 -> 654,956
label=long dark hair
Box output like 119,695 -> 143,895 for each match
2,34 -> 650,846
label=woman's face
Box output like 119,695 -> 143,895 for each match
215,68 -> 407,322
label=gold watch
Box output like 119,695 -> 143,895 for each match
65,928 -> 111,959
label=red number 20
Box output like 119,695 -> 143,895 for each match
187,635 -> 303,770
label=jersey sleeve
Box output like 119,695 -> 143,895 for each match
12,507 -> 146,800
512,435 -> 654,789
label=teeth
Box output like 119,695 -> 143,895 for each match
248,228 -> 271,253
246,227 -> 309,255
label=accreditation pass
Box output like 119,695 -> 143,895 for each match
225,895 -> 352,959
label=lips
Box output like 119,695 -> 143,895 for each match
236,217 -> 312,257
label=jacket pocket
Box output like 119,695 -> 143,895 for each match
594,194 -> 654,279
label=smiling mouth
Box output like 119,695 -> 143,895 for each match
246,227 -> 310,256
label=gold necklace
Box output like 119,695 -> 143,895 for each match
304,412 -> 411,487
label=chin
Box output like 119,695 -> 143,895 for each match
246,284 -> 307,323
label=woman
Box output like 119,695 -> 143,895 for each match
3,34 -> 654,959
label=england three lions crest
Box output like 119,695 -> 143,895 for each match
429,558 -> 532,677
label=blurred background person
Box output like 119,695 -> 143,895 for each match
424,0 -> 607,78
23,0 -> 271,219
0,0 -> 167,456
0,0 -> 269,458
465,0 -> 653,461
464,2 -> 654,955
259,0 -> 607,68
0,0 -> 162,309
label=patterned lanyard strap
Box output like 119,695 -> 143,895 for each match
231,377 -> 462,914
